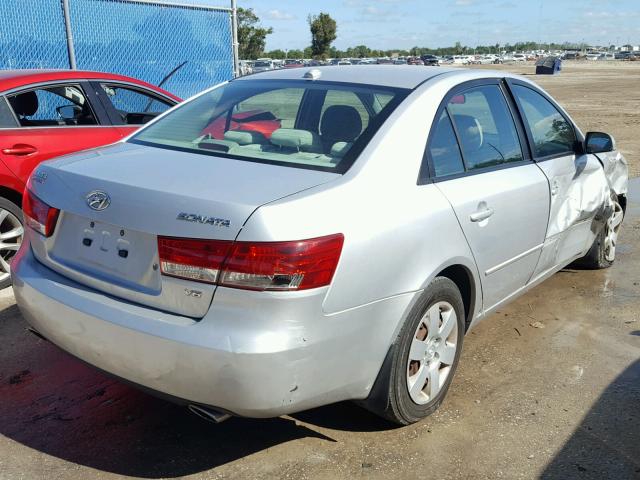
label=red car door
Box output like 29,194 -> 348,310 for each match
0,82 -> 123,186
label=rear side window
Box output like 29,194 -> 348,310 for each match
447,85 -> 523,170
428,110 -> 464,177
0,97 -> 17,128
511,85 -> 576,158
101,84 -> 173,125
132,80 -> 406,173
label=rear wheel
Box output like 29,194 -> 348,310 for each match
578,197 -> 624,269
380,277 -> 465,425
0,198 -> 23,289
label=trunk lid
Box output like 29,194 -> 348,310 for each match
29,142 -> 338,318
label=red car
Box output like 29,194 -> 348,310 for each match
0,69 -> 180,287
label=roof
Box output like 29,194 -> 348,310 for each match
0,69 -> 180,100
237,65 -> 460,89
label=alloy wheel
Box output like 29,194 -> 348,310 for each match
604,200 -> 624,262
0,208 -> 23,282
406,301 -> 459,405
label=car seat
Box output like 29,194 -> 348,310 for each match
320,105 -> 362,153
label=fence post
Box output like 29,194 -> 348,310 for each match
231,0 -> 239,77
61,0 -> 77,69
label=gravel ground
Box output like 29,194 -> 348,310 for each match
0,64 -> 639,480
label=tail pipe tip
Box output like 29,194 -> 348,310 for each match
188,404 -> 232,424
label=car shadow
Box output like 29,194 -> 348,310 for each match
0,304 -> 393,478
540,360 -> 640,479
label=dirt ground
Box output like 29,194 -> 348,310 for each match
1,64 -> 639,480
472,61 -> 640,177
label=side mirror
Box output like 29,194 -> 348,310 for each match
585,131 -> 615,154
56,104 -> 82,120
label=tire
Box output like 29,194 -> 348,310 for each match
0,197 -> 23,289
576,197 -> 624,269
377,277 -> 466,425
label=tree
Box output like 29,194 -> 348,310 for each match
266,49 -> 286,59
237,7 -> 273,60
287,49 -> 304,59
308,13 -> 337,59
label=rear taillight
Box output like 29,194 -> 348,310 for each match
157,234 -> 344,291
158,237 -> 231,284
23,188 -> 60,237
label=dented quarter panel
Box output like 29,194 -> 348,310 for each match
596,149 -> 629,197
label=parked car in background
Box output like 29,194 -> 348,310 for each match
513,54 -> 527,62
0,69 -> 180,287
407,57 -> 425,65
238,60 -> 253,76
615,51 -> 637,60
13,66 -> 627,426
598,53 -> 616,61
284,60 -> 305,69
252,60 -> 275,73
421,54 -> 440,66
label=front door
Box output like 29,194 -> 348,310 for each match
508,82 -> 607,276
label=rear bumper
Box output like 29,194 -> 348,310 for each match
12,240 -> 413,417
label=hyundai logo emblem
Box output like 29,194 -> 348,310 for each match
86,190 -> 111,211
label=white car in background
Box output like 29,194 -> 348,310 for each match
252,59 -> 275,73
513,54 -> 527,62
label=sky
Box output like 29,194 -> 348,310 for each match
234,0 -> 640,51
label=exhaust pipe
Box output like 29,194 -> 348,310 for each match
188,404 -> 231,424
27,327 -> 48,342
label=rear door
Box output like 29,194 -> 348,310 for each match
507,81 -> 607,276
422,80 -> 550,311
0,82 -> 121,186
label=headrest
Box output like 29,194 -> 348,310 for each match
10,91 -> 38,117
270,128 -> 322,153
453,114 -> 483,152
224,130 -> 268,145
320,105 -> 362,143
330,141 -> 352,158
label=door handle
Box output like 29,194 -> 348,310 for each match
470,206 -> 494,222
2,144 -> 38,156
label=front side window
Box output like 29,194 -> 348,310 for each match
132,80 -> 406,172
7,84 -> 97,126
447,85 -> 523,170
101,84 -> 173,125
511,85 -> 576,158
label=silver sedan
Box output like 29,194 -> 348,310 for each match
12,66 -> 628,425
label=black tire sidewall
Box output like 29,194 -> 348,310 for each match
388,277 -> 465,424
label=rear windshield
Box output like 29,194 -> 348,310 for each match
131,79 -> 407,173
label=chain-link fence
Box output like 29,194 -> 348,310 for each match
0,0 -> 235,98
